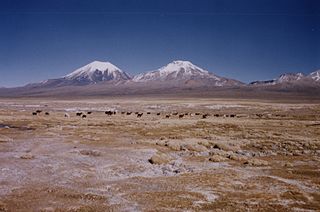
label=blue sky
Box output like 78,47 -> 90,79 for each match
0,0 -> 319,87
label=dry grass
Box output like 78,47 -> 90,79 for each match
0,98 -> 319,211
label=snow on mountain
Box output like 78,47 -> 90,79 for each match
132,60 -> 230,85
65,61 -> 131,84
156,60 -> 211,78
308,70 -> 320,81
23,59 -> 319,91
250,71 -> 320,86
277,73 -> 304,83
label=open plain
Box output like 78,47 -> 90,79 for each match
0,97 -> 319,211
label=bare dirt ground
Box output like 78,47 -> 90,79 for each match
0,97 -> 319,211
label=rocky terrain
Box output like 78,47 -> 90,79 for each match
0,98 -> 319,211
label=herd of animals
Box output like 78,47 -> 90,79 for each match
30,109 -> 263,119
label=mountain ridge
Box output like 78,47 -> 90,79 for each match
0,60 -> 319,98
249,71 -> 320,87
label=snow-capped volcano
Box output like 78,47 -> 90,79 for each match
26,61 -> 131,88
65,61 -> 130,84
132,60 -> 242,86
133,60 -> 214,81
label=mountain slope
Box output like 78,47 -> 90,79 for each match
249,71 -> 320,93
250,73 -> 305,85
133,60 -> 243,86
28,61 -> 131,88
65,61 -> 131,84
277,73 -> 304,83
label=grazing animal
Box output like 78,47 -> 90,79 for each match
113,111 -> 116,115
45,112 -> 50,115
195,112 -> 201,115
137,113 -> 143,118
82,114 -> 87,119
172,112 -> 178,116
157,113 -> 161,116
256,114 -> 263,118
165,114 -> 170,118
135,112 -> 139,115
64,113 -> 70,118
214,114 -> 220,117
230,114 -> 236,118
202,114 -> 209,119
126,112 -> 132,115
179,114 -> 184,118
105,111 -> 113,115
87,111 -> 92,114
147,112 -> 151,114
184,113 -> 189,116
36,110 -> 42,114
121,112 -> 125,114
32,112 -> 37,116
76,112 -> 82,116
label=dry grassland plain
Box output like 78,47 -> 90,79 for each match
0,97 -> 319,211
